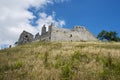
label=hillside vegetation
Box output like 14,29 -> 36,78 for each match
0,41 -> 120,80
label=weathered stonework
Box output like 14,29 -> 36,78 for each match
17,23 -> 97,45
50,25 -> 97,41
17,30 -> 33,45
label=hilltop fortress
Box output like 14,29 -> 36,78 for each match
16,23 -> 97,45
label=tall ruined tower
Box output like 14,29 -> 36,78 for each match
48,23 -> 54,40
41,25 -> 46,35
48,23 -> 54,33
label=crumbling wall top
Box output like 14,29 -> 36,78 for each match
73,26 -> 86,31
17,30 -> 33,45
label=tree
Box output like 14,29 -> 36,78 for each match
97,30 -> 107,40
97,30 -> 120,42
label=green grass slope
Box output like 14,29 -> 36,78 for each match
0,42 -> 120,80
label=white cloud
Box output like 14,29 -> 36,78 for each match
36,12 -> 65,32
0,0 -> 66,48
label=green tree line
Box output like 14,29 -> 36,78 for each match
97,30 -> 120,42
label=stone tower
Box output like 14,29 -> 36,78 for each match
17,31 -> 33,45
48,23 -> 54,33
41,25 -> 46,35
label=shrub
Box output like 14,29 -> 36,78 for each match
13,61 -> 23,69
61,63 -> 73,80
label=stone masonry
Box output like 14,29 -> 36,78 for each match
17,23 -> 97,45
17,30 -> 34,45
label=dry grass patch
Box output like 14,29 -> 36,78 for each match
0,41 -> 120,80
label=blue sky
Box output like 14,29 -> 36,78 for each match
29,0 -> 120,36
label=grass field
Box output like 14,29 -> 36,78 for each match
0,41 -> 120,80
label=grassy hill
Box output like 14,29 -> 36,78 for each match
0,41 -> 120,80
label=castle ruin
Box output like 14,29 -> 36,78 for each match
17,23 -> 97,45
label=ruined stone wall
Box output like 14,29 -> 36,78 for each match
40,32 -> 51,41
17,31 -> 33,45
16,24 -> 97,45
51,27 -> 72,41
50,26 -> 97,41
39,24 -> 52,41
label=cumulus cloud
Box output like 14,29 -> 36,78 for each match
36,12 -> 65,32
0,0 -> 67,48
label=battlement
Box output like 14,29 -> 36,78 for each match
73,26 -> 86,31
